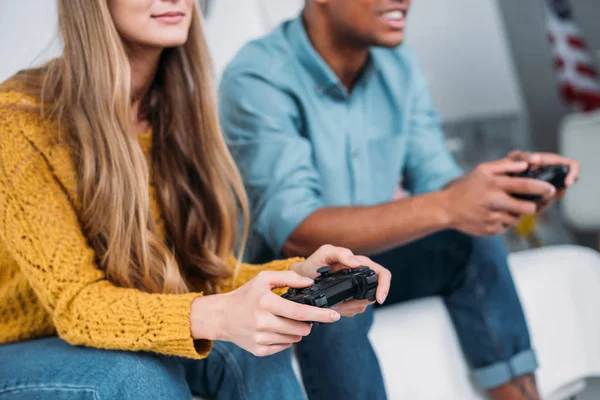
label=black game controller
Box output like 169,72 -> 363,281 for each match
509,164 -> 570,201
282,266 -> 378,308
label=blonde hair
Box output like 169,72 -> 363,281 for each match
2,0 -> 248,294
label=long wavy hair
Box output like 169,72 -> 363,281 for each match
1,0 -> 248,295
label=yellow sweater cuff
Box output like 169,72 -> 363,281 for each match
143,292 -> 211,359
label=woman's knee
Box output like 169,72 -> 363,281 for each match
0,339 -> 189,400
99,351 -> 189,399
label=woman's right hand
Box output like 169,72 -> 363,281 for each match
190,271 -> 341,357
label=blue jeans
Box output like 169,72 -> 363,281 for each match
297,231 -> 538,399
0,337 -> 303,400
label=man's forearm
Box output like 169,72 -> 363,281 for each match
282,191 -> 453,257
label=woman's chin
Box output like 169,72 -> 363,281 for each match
144,34 -> 189,49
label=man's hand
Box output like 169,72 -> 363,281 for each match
507,150 -> 580,212
440,159 -> 556,236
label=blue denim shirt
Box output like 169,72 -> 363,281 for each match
219,16 -> 463,261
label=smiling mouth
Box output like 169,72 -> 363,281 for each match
151,11 -> 185,24
383,10 -> 405,21
379,9 -> 407,30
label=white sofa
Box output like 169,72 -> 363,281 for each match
202,1 -> 600,398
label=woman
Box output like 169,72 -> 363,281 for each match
0,1 -> 391,399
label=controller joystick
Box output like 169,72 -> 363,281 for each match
317,266 -> 331,277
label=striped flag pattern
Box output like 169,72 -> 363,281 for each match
545,0 -> 600,112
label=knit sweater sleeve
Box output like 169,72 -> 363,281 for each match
227,257 -> 305,294
0,105 -> 208,359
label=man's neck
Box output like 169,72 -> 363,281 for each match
302,12 -> 370,91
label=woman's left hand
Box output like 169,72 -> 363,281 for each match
290,245 -> 392,318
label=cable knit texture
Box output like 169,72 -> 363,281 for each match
0,91 -> 303,359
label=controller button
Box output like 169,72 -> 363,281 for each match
365,288 -> 377,302
317,266 -> 332,277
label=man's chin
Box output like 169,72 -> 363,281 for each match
372,34 -> 405,49
374,39 -> 404,49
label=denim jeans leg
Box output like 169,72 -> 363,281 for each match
182,341 -> 304,400
373,231 -> 538,390
0,337 -> 191,400
296,306 -> 387,400
443,234 -> 538,389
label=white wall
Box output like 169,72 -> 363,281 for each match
206,0 -> 524,122
1,0 -> 524,123
406,0 -> 524,121
0,1 -> 61,82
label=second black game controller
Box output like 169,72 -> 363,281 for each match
508,164 -> 570,201
282,266 -> 378,309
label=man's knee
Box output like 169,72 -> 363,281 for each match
444,233 -> 511,294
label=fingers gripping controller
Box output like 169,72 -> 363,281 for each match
509,165 -> 570,201
282,266 -> 378,308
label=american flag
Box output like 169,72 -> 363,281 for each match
545,0 -> 600,112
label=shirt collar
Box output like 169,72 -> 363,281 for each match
287,15 -> 377,98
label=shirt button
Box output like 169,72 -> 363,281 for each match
352,151 -> 359,159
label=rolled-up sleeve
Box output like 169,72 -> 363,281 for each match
219,71 -> 324,254
403,55 -> 464,194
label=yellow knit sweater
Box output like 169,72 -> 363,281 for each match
0,91 -> 301,359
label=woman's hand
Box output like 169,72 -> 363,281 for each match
190,245 -> 391,356
290,244 -> 392,317
190,270 -> 341,357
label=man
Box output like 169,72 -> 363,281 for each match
219,1 -> 580,399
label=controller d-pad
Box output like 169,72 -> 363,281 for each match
301,286 -> 318,294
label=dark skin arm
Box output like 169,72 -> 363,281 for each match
283,191 -> 451,257
283,158 -> 558,258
